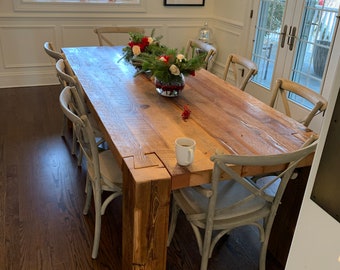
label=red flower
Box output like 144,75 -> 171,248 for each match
159,55 -> 170,63
128,36 -> 150,52
141,37 -> 149,45
181,105 -> 191,120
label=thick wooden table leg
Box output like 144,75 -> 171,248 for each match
122,156 -> 172,270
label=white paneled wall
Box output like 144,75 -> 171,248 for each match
0,0 -> 252,88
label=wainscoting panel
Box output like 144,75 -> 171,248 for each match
0,25 -> 58,68
211,20 -> 244,76
62,25 -> 102,47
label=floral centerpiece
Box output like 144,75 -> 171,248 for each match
120,30 -> 207,97
136,47 -> 206,96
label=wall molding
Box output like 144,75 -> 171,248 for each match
0,17 -> 243,88
212,16 -> 244,30
13,0 -> 147,13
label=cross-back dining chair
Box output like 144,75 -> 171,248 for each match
56,58 -> 106,165
185,39 -> 217,71
43,42 -> 70,136
59,86 -> 123,259
269,78 -> 328,127
167,136 -> 318,270
222,53 -> 258,91
94,26 -> 145,46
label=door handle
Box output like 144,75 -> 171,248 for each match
287,26 -> 297,51
280,25 -> 288,48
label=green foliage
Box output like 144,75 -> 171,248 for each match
120,29 -> 206,83
265,0 -> 285,32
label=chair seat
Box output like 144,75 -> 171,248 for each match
174,180 -> 271,230
88,150 -> 122,189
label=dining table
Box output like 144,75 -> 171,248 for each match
62,45 -> 317,269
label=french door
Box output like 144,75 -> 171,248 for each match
250,0 -> 339,119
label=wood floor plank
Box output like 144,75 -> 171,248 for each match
0,85 -> 283,270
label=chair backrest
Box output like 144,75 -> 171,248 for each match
44,42 -> 66,86
210,136 -> 318,246
55,58 -> 86,107
43,41 -> 65,62
222,53 -> 258,91
94,26 -> 145,46
210,136 -> 317,204
269,78 -> 328,127
185,39 -> 217,71
59,86 -> 100,178
204,135 -> 318,269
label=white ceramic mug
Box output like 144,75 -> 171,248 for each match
175,137 -> 196,166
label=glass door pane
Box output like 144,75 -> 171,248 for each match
291,0 -> 340,94
252,0 -> 286,89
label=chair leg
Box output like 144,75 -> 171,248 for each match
72,125 -> 77,156
200,238 -> 211,270
208,229 -> 230,258
83,175 -> 92,215
91,188 -> 102,259
167,199 -> 180,247
200,220 -> 214,270
77,149 -> 83,167
61,115 -> 67,137
101,192 -> 121,215
259,237 -> 269,270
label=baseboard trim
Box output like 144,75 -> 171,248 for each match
0,70 -> 59,88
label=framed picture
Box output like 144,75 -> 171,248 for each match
164,0 -> 205,6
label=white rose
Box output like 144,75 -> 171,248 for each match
169,64 -> 180,75
132,45 -> 141,56
176,54 -> 185,62
148,37 -> 154,44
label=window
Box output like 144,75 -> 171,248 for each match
14,0 -> 145,12
24,0 -> 139,3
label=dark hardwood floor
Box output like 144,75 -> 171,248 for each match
0,85 -> 283,269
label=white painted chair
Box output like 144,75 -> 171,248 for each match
56,58 -> 106,166
43,42 -> 69,137
222,53 -> 258,91
94,26 -> 145,46
59,86 -> 122,259
167,136 -> 318,270
185,39 -> 217,71
270,78 -> 328,127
